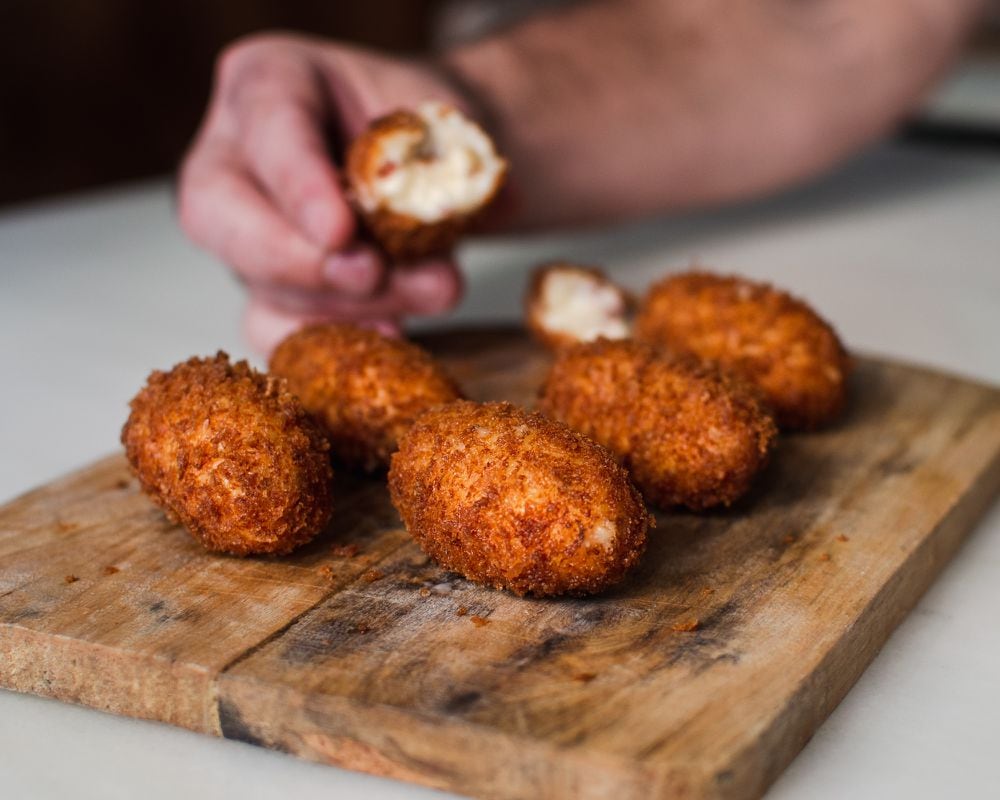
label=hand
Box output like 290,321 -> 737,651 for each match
178,33 -> 468,354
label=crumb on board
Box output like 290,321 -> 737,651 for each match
835,534 -> 850,543
362,568 -> 385,583
64,575 -> 79,584
102,566 -> 120,576
456,606 -> 469,617
819,552 -> 832,562
470,615 -> 490,627
355,623 -> 372,634
318,565 -> 336,581
782,534 -> 797,545
573,672 -> 597,683
331,543 -> 362,558
671,618 -> 700,633
700,586 -> 715,597
115,478 -> 131,490
56,521 -> 78,533
419,587 -> 432,598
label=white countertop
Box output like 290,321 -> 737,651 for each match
1,142 -> 998,799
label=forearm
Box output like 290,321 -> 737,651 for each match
441,0 -> 985,229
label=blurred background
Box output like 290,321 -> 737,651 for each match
1,0 -> 998,209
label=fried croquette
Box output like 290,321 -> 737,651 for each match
388,401 -> 649,597
269,324 -> 462,471
635,271 -> 850,429
538,339 -> 777,510
525,262 -> 632,349
121,353 -> 333,556
346,101 -> 507,260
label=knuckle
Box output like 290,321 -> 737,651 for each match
214,32 -> 299,88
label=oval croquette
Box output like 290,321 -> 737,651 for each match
121,353 -> 333,555
539,339 -> 777,510
269,324 -> 462,471
635,271 -> 850,429
388,401 -> 650,597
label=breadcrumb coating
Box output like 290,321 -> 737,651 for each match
121,353 -> 333,556
525,262 -> 632,350
269,324 -> 462,471
388,401 -> 649,597
346,103 -> 506,260
635,271 -> 850,429
539,339 -> 777,510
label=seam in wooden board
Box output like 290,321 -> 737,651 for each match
211,433 -> 1000,791
217,671 -> 666,792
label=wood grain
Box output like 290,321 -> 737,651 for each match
0,327 -> 998,800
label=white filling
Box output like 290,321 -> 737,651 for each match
587,519 -> 617,550
537,269 -> 630,342
364,101 -> 504,223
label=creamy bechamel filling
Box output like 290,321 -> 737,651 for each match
361,101 -> 505,223
537,268 -> 630,343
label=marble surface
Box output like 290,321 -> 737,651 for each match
1,142 -> 998,799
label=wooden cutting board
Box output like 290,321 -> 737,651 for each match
1,327 -> 998,800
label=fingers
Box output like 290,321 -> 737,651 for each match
226,56 -> 356,251
242,258 -> 463,355
248,258 -> 463,318
179,141 -> 386,295
180,35 -> 383,294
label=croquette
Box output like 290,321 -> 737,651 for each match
121,353 -> 333,556
269,324 -> 462,471
538,338 -> 777,510
525,262 -> 632,349
346,101 -> 507,260
635,271 -> 850,429
388,401 -> 649,597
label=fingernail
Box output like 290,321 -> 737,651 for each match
404,269 -> 445,304
400,267 -> 460,313
323,249 -> 381,296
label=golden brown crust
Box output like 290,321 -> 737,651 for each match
346,111 -> 425,183
345,108 -> 506,261
388,401 -> 649,597
269,324 -> 462,471
524,262 -> 634,350
635,271 -> 851,430
121,353 -> 333,556
356,205 -> 470,261
538,338 -> 777,510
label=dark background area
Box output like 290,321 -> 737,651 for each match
1,1 -> 997,209
0,1 -> 440,207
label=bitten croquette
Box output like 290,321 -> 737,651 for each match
539,339 -> 777,510
525,262 -> 632,349
635,271 -> 850,429
388,401 -> 650,597
346,101 -> 507,260
269,324 -> 462,471
121,353 -> 333,556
